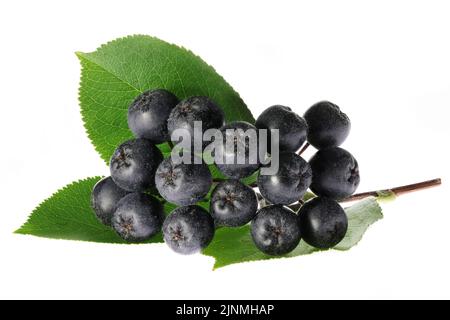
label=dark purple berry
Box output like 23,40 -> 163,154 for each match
256,105 -> 308,153
309,147 -> 360,200
163,205 -> 215,254
112,193 -> 164,242
298,197 -> 348,249
251,205 -> 301,256
91,176 -> 130,226
258,152 -> 312,205
304,101 -> 350,149
210,180 -> 258,227
127,89 -> 179,143
155,155 -> 212,206
110,139 -> 163,192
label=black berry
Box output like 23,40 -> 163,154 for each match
163,205 -> 215,254
309,147 -> 360,199
127,89 -> 179,143
210,180 -> 258,227
256,105 -> 308,153
167,96 -> 225,147
251,205 -> 301,256
110,138 -> 163,192
155,155 -> 212,206
91,176 -> 130,226
304,101 -> 350,149
112,193 -> 165,242
298,197 -> 348,249
215,121 -> 260,179
258,152 -> 312,205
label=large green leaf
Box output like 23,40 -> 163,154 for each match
77,35 -> 254,163
203,197 -> 383,269
15,177 -> 175,244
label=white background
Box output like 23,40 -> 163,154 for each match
0,0 -> 449,300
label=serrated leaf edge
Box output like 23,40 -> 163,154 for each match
206,198 -> 384,270
14,176 -> 103,235
76,35 -> 252,164
335,198 -> 383,251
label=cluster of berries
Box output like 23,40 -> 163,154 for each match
91,89 -> 360,255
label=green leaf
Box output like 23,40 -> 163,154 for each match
15,177 -> 175,244
203,197 -> 383,269
334,198 -> 383,250
77,35 -> 254,163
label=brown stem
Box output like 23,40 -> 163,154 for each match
285,178 -> 442,211
297,142 -> 310,156
340,178 -> 442,203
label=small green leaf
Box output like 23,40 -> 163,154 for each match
203,197 -> 383,269
77,35 -> 254,164
335,197 -> 383,250
15,177 -> 174,244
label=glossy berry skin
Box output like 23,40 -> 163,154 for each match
251,205 -> 301,256
298,197 -> 348,249
215,121 -> 260,179
210,180 -> 258,227
127,89 -> 179,144
111,193 -> 165,242
309,147 -> 360,200
167,96 -> 225,146
155,156 -> 212,206
110,139 -> 163,192
163,205 -> 215,255
256,105 -> 308,153
91,177 -> 130,226
258,152 -> 312,205
304,101 -> 351,149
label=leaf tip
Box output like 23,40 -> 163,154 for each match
212,261 -> 223,271
14,226 -> 28,235
75,51 -> 85,60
